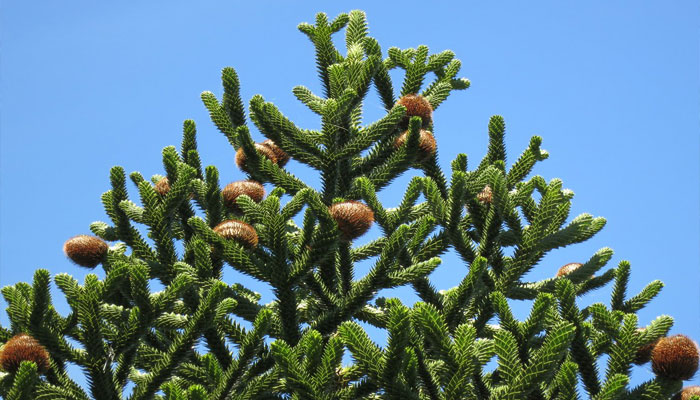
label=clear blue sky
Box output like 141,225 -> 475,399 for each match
1,0 -> 698,391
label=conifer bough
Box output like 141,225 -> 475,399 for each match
1,9 -> 698,400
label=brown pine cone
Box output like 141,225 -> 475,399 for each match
328,201 -> 375,240
222,180 -> 265,212
396,94 -> 433,128
652,334 -> 700,380
0,334 -> 50,374
63,235 -> 109,268
213,220 -> 259,248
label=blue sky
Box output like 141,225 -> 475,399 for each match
1,0 -> 699,391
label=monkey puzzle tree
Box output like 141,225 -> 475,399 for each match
1,10 -> 698,400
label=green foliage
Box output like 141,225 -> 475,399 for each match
0,9 -> 689,400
